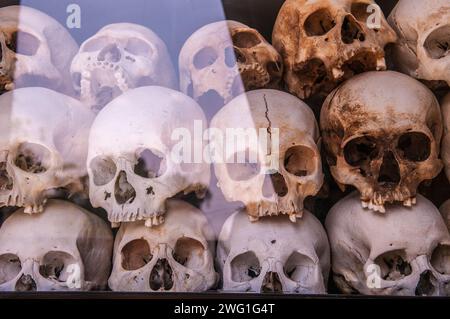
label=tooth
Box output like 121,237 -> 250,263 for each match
248,215 -> 259,222
24,206 -> 33,214
403,198 -> 412,207
376,58 -> 386,71
158,215 -> 165,225
332,68 -> 344,79
152,215 -> 159,226
289,214 -> 297,223
5,82 -> 15,91
362,201 -> 369,209
411,197 -> 417,205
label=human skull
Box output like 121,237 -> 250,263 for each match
388,0 -> 450,89
71,23 -> 177,113
326,192 -> 450,296
87,86 -> 209,227
439,93 -> 450,182
108,199 -> 217,292
217,209 -> 329,293
0,5 -> 78,95
210,89 -> 323,222
320,71 -> 442,213
0,200 -> 113,291
179,20 -> 283,112
272,0 -> 397,99
0,87 -> 95,213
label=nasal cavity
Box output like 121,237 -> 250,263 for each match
262,172 -> 288,198
341,15 -> 365,44
150,258 -> 174,291
98,43 -> 122,63
15,274 -> 37,292
377,151 -> 401,186
114,171 -> 136,204
261,271 -> 283,293
415,270 -> 436,296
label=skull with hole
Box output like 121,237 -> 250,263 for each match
326,192 -> 450,296
217,209 -> 329,293
0,87 -> 95,213
179,20 -> 283,112
108,200 -> 217,292
0,5 -> 78,95
210,89 -> 323,222
71,23 -> 177,113
440,93 -> 450,184
388,0 -> 450,90
87,86 -> 209,227
272,0 -> 397,100
0,200 -> 113,291
320,71 -> 442,213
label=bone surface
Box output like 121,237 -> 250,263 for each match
0,87 -> 95,213
0,5 -> 78,95
108,199 -> 217,292
439,93 -> 450,183
0,200 -> 113,291
272,0 -> 396,99
320,71 -> 443,212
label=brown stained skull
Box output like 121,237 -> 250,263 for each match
320,71 -> 443,213
272,0 -> 397,100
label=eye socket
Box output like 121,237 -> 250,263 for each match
304,9 -> 336,36
351,2 -> 372,23
397,132 -> 431,162
193,47 -> 218,69
14,142 -> 51,174
224,46 -> 236,67
424,25 -> 450,59
134,148 -> 165,178
82,36 -> 111,52
6,31 -> 40,56
173,237 -> 206,269
230,251 -> 261,282
284,145 -> 316,177
125,38 -> 153,56
284,252 -> 315,282
226,150 -> 260,181
0,253 -> 21,284
344,136 -> 379,167
90,156 -> 117,186
39,251 -> 77,282
232,31 -> 261,48
374,250 -> 412,281
431,244 -> 450,275
121,239 -> 152,271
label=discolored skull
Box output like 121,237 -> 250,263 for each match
0,87 -> 95,213
179,20 -> 283,112
326,192 -> 450,296
0,200 -> 113,291
388,0 -> 450,89
272,0 -> 396,99
0,5 -> 78,95
210,89 -> 323,222
320,71 -> 442,212
87,86 -> 209,227
217,209 -> 330,293
71,23 -> 177,113
108,200 -> 217,292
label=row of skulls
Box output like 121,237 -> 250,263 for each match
0,0 -> 448,295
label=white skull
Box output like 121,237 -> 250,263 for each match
71,23 -> 177,113
0,87 -> 95,213
439,93 -> 450,182
87,86 -> 210,227
0,199 -> 113,291
108,199 -> 217,292
210,89 -> 323,222
326,192 -> 450,296
179,20 -> 283,111
388,0 -> 450,89
320,71 -> 443,213
0,5 -> 78,95
272,0 -> 397,99
217,209 -> 329,293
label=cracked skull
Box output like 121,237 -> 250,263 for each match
87,86 -> 210,227
0,200 -> 113,291
272,0 -> 396,99
71,23 -> 177,113
326,192 -> 450,296
0,87 -> 95,213
388,0 -> 450,89
0,5 -> 78,95
179,20 -> 283,112
210,89 -> 323,222
320,71 -> 442,212
108,200 -> 217,292
217,209 -> 330,293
